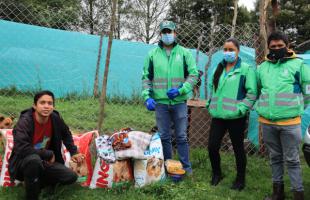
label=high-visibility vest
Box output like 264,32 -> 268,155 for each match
142,43 -> 198,105
207,58 -> 258,119
256,57 -> 310,121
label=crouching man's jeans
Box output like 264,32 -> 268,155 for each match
155,103 -> 192,173
261,123 -> 304,191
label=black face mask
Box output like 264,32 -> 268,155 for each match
269,47 -> 287,60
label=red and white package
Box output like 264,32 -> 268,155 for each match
0,129 -> 19,187
67,130 -> 99,187
89,159 -> 133,189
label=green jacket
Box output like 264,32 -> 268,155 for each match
142,42 -> 198,105
207,58 -> 258,119
256,51 -> 310,121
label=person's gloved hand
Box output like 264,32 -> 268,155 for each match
167,88 -> 180,99
145,98 -> 156,111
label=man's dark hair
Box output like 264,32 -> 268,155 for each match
267,31 -> 289,46
34,90 -> 55,105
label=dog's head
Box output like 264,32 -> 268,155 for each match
0,116 -> 14,129
69,159 -> 88,177
113,160 -> 132,182
146,156 -> 163,177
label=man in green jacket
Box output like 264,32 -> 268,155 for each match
256,32 -> 310,200
141,21 -> 198,174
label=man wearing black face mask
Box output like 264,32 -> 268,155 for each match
256,32 -> 310,200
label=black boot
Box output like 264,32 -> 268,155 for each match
231,175 -> 245,191
264,183 -> 285,200
293,191 -> 304,200
210,173 -> 223,186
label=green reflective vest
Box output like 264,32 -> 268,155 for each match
207,59 -> 258,119
141,43 -> 198,105
256,56 -> 310,121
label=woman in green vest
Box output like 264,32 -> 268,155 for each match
206,38 -> 257,191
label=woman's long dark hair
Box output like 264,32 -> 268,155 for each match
213,38 -> 240,92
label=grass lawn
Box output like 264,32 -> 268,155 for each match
0,149 -> 309,200
1,94 -> 309,199
0,95 -> 155,133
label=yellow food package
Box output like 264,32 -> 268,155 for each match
164,159 -> 185,175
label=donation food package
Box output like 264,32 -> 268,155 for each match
133,132 -> 166,187
95,135 -> 116,163
114,131 -> 152,160
0,129 -> 19,186
68,130 -> 99,186
89,159 -> 133,189
165,159 -> 186,175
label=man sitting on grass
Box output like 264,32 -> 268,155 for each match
9,90 -> 84,200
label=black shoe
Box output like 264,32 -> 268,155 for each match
210,174 -> 223,186
264,183 -> 285,200
231,179 -> 245,191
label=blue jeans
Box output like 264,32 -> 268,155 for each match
155,103 -> 192,173
262,123 -> 304,191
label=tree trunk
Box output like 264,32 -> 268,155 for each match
231,0 -> 238,38
204,13 -> 217,98
88,0 -> 94,34
145,0 -> 151,44
256,0 -> 269,65
93,33 -> 104,97
97,0 -> 118,132
268,0 -> 279,34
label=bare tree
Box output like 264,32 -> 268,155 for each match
122,0 -> 170,44
231,0 -> 238,38
80,0 -> 112,35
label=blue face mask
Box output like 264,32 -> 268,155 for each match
161,33 -> 175,45
223,51 -> 237,63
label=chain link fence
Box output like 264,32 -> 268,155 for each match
0,1 -> 265,155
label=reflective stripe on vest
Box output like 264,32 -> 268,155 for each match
246,93 -> 257,101
209,97 -> 218,109
260,94 -> 269,100
142,80 -> 152,89
276,93 -> 301,99
223,105 -> 237,111
242,99 -> 253,108
275,93 -> 302,106
275,101 -> 301,106
259,102 -> 269,107
185,75 -> 198,87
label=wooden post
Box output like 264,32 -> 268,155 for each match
97,0 -> 118,132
